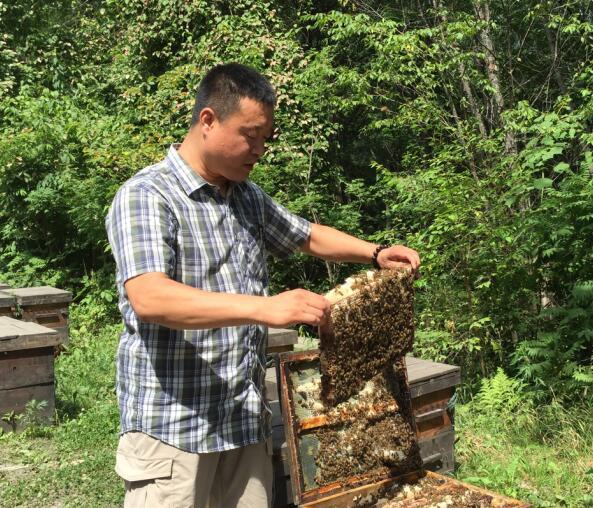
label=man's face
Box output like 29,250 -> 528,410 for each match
201,97 -> 274,183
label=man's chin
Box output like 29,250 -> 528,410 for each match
224,173 -> 249,184
238,164 -> 255,179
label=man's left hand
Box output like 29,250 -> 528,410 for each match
377,245 -> 421,271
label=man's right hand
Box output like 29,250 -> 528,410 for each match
258,289 -> 331,327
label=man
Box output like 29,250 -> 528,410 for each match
106,63 -> 420,508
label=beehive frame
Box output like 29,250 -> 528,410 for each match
318,269 -> 415,406
298,470 -> 531,508
279,350 -> 421,505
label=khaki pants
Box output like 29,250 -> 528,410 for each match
115,431 -> 273,508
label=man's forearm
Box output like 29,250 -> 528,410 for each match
124,272 -> 331,330
299,223 -> 377,263
125,273 -> 264,330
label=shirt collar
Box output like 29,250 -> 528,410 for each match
166,144 -> 212,197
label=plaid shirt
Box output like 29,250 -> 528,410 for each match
106,145 -> 311,453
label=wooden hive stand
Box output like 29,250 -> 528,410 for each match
0,317 -> 62,432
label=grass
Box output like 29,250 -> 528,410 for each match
0,403 -> 121,507
453,378 -> 593,507
1,304 -> 592,507
0,302 -> 123,508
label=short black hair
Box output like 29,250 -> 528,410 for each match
191,63 -> 276,126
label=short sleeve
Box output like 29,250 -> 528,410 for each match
105,184 -> 177,283
260,190 -> 311,258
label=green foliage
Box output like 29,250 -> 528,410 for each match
1,0 -> 593,399
19,400 -> 50,436
515,281 -> 593,396
472,368 -> 531,422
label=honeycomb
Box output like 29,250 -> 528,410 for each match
313,363 -> 422,486
319,268 -> 415,406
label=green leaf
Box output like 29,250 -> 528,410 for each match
553,162 -> 570,173
533,178 -> 553,189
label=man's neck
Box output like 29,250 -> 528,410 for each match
177,138 -> 229,196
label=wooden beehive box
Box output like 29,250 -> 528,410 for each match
266,329 -> 299,507
0,316 -> 62,432
6,286 -> 72,344
407,356 -> 461,473
0,282 -> 10,290
278,350 -> 529,508
0,291 -> 15,318
268,327 -> 298,355
266,328 -> 299,441
269,355 -> 461,506
279,350 -> 421,505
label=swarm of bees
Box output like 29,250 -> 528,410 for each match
319,268 -> 415,406
315,411 -> 421,486
309,360 -> 422,487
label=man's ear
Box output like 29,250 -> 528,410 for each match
199,107 -> 216,132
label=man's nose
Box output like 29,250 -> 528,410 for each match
251,139 -> 267,157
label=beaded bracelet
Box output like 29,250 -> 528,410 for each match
371,244 -> 389,269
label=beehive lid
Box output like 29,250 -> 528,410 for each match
269,328 -> 298,348
5,286 -> 72,305
405,356 -> 461,398
0,316 -> 61,352
279,350 -> 422,506
0,291 -> 15,307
